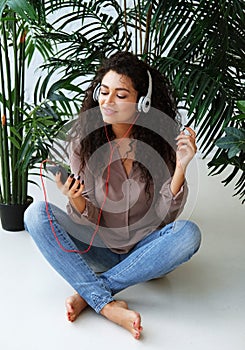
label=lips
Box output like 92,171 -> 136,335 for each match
102,107 -> 117,116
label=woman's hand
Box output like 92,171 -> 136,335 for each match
170,127 -> 197,196
55,173 -> 86,214
175,126 -> 197,171
55,173 -> 84,199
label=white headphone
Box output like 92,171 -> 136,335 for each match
93,70 -> 152,113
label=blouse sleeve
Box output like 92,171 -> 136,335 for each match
155,177 -> 188,225
66,197 -> 100,226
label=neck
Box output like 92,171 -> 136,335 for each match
111,113 -> 140,139
112,123 -> 133,139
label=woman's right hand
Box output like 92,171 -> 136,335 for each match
55,173 -> 85,199
55,173 -> 86,213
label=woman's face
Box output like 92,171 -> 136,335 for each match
99,70 -> 138,124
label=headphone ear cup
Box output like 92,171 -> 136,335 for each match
137,96 -> 144,112
137,70 -> 152,113
93,84 -> 101,102
142,97 -> 151,113
138,96 -> 151,113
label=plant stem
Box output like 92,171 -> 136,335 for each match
137,0 -> 142,54
21,167 -> 28,204
123,0 -> 129,50
18,26 -> 27,203
12,14 -> 20,203
143,2 -> 152,58
1,22 -> 11,203
21,43 -> 27,203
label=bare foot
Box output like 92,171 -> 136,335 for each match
65,292 -> 88,322
100,300 -> 143,340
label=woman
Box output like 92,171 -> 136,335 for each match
24,51 -> 201,340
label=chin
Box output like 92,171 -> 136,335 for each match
103,115 -> 136,125
102,115 -> 114,124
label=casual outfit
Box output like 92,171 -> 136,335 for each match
24,138 -> 201,313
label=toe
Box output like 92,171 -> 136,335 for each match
133,329 -> 141,340
133,314 -> 141,330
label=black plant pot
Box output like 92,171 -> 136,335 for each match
0,197 -> 33,231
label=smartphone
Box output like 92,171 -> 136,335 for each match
46,165 -> 69,184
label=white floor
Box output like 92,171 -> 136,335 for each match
0,158 -> 244,350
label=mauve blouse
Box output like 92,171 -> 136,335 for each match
66,140 -> 188,254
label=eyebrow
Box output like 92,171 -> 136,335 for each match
100,84 -> 130,93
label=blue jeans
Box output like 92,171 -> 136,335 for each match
24,201 -> 201,314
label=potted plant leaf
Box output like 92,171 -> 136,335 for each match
208,101 -> 245,203
0,1 -> 68,230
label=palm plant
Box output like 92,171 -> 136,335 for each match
209,101 -> 245,202
33,0 -> 244,202
0,0 -> 71,209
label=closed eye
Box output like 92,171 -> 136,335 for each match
100,91 -> 127,99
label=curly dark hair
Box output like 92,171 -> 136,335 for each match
82,51 -> 177,118
70,51 -> 180,192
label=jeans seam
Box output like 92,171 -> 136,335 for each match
106,237 -> 161,283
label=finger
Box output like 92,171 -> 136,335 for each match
184,126 -> 196,138
59,174 -> 75,195
69,185 -> 85,198
176,130 -> 196,140
63,173 -> 75,189
68,176 -> 85,195
176,133 -> 197,149
69,176 -> 82,191
177,138 -> 197,153
176,134 -> 193,141
55,172 -> 63,189
176,136 -> 194,147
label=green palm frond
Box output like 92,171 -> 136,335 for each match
2,0 -> 243,202
0,0 -> 70,204
35,1 -> 131,104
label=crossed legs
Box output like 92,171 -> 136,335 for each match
24,201 -> 201,340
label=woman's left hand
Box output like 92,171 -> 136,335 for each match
175,126 -> 197,171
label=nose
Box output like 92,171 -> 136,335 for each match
102,92 -> 115,104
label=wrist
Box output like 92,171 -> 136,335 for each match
170,164 -> 186,196
175,161 -> 187,175
69,196 -> 86,214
